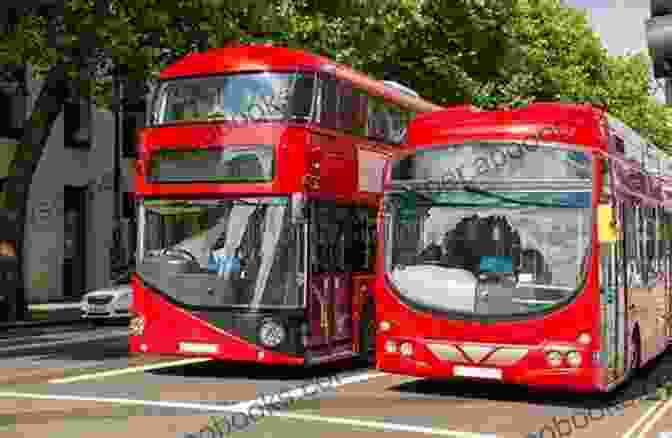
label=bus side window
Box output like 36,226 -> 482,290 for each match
338,83 -> 367,135
349,207 -> 376,273
318,75 -> 339,129
651,207 -> 660,281
310,204 -> 327,274
367,95 -> 389,141
333,206 -> 351,273
624,201 -> 639,288
289,73 -> 316,120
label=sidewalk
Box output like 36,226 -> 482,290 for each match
0,302 -> 87,329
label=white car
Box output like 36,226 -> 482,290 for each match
81,271 -> 133,323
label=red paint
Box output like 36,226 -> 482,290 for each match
377,102 -> 672,392
132,45 -> 441,366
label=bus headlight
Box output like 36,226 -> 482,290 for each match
577,333 -> 591,345
566,351 -> 582,367
400,342 -> 414,357
259,320 -> 286,348
384,340 -> 397,353
379,321 -> 391,332
545,351 -> 563,367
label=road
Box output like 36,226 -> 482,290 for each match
1,323 -> 672,437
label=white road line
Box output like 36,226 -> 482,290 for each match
0,370 -> 497,437
0,330 -> 128,353
620,399 -> 665,438
223,371 -> 390,411
634,395 -> 672,437
0,391 -> 497,437
270,412 -> 497,437
49,357 -> 214,383
0,391 -> 249,412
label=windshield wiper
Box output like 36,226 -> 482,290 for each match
398,184 -> 435,203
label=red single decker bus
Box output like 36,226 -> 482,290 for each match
376,102 -> 672,392
129,42 -> 443,366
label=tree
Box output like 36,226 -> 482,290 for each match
0,0 -> 256,320
0,0 -> 389,321
485,0 -> 672,149
600,53 -> 672,149
280,0 -> 519,104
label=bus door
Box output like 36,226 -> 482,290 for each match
599,194 -> 626,384
306,201 -> 353,354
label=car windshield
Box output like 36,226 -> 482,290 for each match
138,197 -> 305,309
384,188 -> 593,317
113,271 -> 133,285
151,72 -> 315,125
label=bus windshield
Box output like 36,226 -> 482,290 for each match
384,142 -> 594,318
151,72 -> 315,125
138,197 -> 304,309
384,189 -> 593,316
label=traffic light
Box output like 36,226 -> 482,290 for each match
647,0 -> 672,78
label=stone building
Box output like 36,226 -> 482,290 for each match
0,63 -> 141,303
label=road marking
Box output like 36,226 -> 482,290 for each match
0,330 -> 128,353
223,371 -> 390,411
48,357 -> 214,383
0,391 -> 250,411
266,412 -> 497,437
0,370 -> 497,438
621,399 -> 665,438
634,395 -> 672,437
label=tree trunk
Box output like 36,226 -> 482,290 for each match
2,62 -> 69,321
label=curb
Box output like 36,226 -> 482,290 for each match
0,307 -> 89,329
0,318 -> 91,329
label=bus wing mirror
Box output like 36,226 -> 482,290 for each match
598,204 -> 617,243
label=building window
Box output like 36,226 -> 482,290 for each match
0,65 -> 26,140
122,192 -> 135,219
65,83 -> 91,149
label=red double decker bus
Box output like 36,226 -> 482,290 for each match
129,43 -> 442,366
376,102 -> 672,392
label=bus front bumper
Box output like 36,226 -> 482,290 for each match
376,336 -> 603,393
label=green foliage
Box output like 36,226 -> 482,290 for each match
281,0 -> 518,105
601,53 -> 672,149
1,0 -> 671,146
464,0 -> 672,150
0,0 -> 250,109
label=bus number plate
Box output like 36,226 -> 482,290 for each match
178,342 -> 218,354
453,365 -> 502,380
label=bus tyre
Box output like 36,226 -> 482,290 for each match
359,298 -> 376,365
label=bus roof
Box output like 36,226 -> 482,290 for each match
159,46 -> 443,113
408,101 -> 672,187
409,102 -> 605,149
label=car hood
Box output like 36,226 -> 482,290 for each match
83,285 -> 132,299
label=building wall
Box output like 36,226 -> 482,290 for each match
0,66 -> 135,304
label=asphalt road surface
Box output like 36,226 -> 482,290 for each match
2,323 -> 672,437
